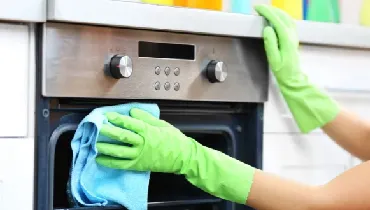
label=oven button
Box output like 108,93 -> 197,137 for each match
174,67 -> 180,76
109,55 -> 133,79
206,60 -> 228,83
164,82 -> 171,90
154,81 -> 160,90
174,82 -> 180,91
155,66 -> 161,75
164,67 -> 171,76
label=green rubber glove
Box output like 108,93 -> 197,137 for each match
96,108 -> 255,204
255,5 -> 339,133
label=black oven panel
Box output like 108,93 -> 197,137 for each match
42,23 -> 268,103
42,101 -> 261,210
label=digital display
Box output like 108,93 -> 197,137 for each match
138,41 -> 195,60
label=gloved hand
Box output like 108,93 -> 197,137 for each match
96,108 -> 255,204
255,5 -> 339,133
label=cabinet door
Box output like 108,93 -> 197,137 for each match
0,0 -> 45,22
264,83 -> 370,134
263,133 -> 352,185
0,23 -> 29,137
302,44 -> 370,130
264,45 -> 370,134
0,138 -> 34,210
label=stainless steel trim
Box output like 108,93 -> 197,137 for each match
43,22 -> 269,102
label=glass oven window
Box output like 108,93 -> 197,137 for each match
53,129 -> 230,209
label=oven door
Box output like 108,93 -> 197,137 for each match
44,101 -> 262,210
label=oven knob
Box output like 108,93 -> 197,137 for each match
206,60 -> 227,83
109,55 -> 133,79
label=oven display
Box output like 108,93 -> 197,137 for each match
138,41 -> 195,60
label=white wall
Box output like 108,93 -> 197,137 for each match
263,44 -> 369,185
0,23 -> 35,210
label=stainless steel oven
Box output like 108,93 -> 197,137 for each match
35,22 -> 269,210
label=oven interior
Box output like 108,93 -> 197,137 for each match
53,129 -> 229,207
40,99 -> 262,210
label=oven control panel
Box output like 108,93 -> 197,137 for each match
43,23 -> 268,103
106,55 -> 227,85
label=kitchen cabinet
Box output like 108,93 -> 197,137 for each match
0,138 -> 34,210
0,23 -> 31,137
264,44 -> 370,134
263,133 -> 352,185
0,0 -> 45,22
263,44 -> 370,184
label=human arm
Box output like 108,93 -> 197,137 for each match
253,5 -> 370,160
236,5 -> 370,209
93,5 -> 370,209
247,160 -> 370,210
322,109 -> 370,161
95,108 -> 370,210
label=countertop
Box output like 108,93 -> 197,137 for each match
3,0 -> 370,49
47,0 -> 370,49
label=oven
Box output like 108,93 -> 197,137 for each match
35,22 -> 269,210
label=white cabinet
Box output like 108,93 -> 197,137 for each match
301,45 -> 370,124
0,138 -> 34,210
264,45 -> 370,134
0,0 -> 45,22
0,23 -> 31,137
300,45 -> 370,93
263,133 -> 351,185
0,23 -> 35,210
263,44 -> 370,184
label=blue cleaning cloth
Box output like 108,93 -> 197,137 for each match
69,103 -> 160,210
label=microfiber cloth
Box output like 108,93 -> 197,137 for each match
68,103 -> 160,210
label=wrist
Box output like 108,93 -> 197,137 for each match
177,137 -> 202,175
280,82 -> 339,133
172,137 -> 201,175
182,141 -> 256,204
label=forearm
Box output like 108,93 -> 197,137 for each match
185,146 -> 370,210
246,170 -> 319,210
246,161 -> 370,210
322,107 -> 370,161
184,144 -> 320,210
241,107 -> 370,210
